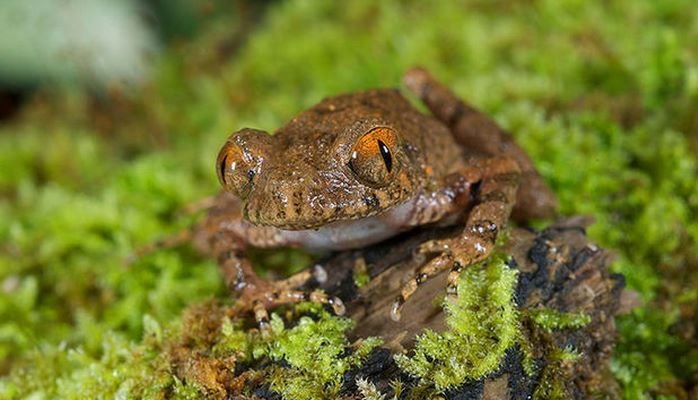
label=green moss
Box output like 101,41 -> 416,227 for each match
611,307 -> 698,400
395,254 -> 519,391
213,304 -> 382,400
528,308 -> 592,333
0,315 -> 176,399
532,347 -> 584,400
213,316 -> 251,359
1,302 -> 381,400
353,257 -> 371,288
263,306 -> 382,400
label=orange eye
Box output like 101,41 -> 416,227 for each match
217,140 -> 253,198
348,127 -> 399,186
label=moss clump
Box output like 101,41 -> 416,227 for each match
393,247 -> 601,395
264,307 -> 382,400
0,315 -> 175,399
610,307 -> 698,400
532,347 -> 584,400
395,254 -> 519,391
1,302 -> 381,400
528,308 -> 592,333
213,304 -> 382,400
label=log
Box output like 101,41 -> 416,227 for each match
171,217 -> 628,399
309,217 -> 626,398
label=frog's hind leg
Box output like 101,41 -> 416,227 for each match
403,67 -> 557,221
390,253 -> 456,321
391,156 -> 520,321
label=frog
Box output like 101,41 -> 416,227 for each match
195,67 -> 557,327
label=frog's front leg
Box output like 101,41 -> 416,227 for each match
391,156 -> 520,321
209,223 -> 345,328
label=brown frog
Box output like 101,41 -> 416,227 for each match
195,68 -> 557,326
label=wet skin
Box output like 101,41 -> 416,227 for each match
200,68 -> 557,326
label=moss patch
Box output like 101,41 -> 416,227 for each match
528,308 -> 592,334
532,347 -> 584,400
263,307 -> 382,400
0,315 -> 175,399
395,254 -> 519,391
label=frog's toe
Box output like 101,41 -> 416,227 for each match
238,287 -> 347,329
390,296 -> 405,322
416,238 -> 454,257
328,296 -> 346,315
391,253 -> 456,322
251,298 -> 272,329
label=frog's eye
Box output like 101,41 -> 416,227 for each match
348,127 -> 399,187
217,140 -> 254,198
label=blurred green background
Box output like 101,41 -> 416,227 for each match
0,0 -> 697,398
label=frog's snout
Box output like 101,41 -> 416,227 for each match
244,165 -> 335,229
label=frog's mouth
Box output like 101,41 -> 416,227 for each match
242,181 -> 414,231
244,195 -> 402,231
260,196 -> 421,251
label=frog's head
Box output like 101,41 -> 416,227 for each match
216,91 -> 432,230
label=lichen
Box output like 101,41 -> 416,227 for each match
394,254 -> 519,391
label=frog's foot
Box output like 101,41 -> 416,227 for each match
390,222 -> 499,321
238,286 -> 346,329
390,250 -> 455,321
216,246 -> 344,329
